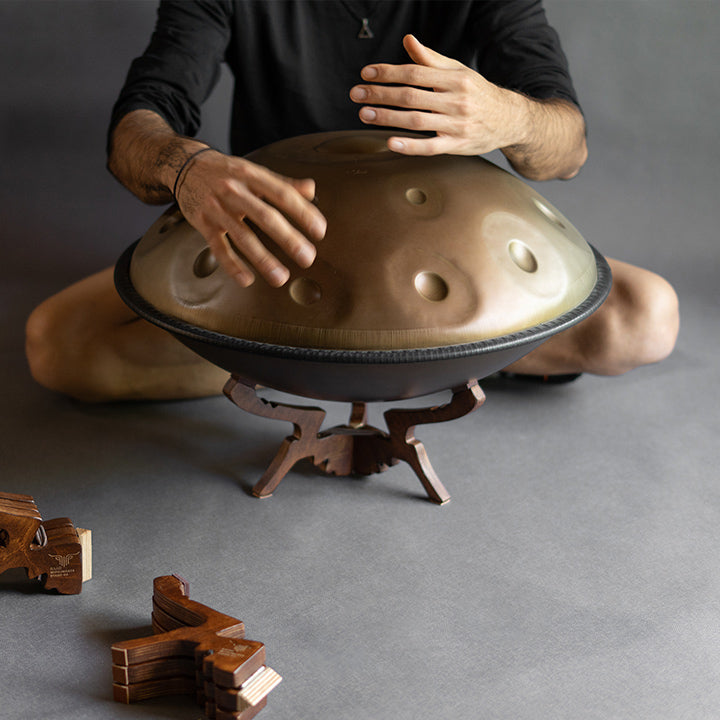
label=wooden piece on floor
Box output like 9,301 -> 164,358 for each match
0,491 -> 88,594
112,574 -> 281,720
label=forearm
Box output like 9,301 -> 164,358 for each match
501,96 -> 587,181
107,109 -> 209,204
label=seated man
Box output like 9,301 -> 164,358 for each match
26,1 -> 678,402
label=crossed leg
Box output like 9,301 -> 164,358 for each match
505,258 -> 679,377
25,267 -> 228,402
25,258 -> 679,402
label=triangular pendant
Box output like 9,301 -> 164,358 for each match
358,18 -> 374,39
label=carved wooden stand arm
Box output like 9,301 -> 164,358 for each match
381,380 -> 486,505
224,376 -> 355,498
223,375 -> 485,505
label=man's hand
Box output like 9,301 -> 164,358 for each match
108,109 -> 326,287
349,34 -> 587,180
174,150 -> 325,287
350,34 -> 527,156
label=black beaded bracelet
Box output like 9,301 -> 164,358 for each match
172,146 -> 214,204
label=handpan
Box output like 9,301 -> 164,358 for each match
115,131 -> 611,402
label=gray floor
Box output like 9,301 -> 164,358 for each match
2,2 -> 718,719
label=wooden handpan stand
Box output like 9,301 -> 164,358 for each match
224,375 -> 485,505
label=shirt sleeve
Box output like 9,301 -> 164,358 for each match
107,0 -> 233,151
472,0 -> 580,108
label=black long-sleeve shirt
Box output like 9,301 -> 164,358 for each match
110,0 -> 579,156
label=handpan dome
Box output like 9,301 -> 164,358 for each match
129,131 -> 597,350
116,131 -> 611,401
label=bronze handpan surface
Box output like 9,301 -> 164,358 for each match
115,130 -> 611,401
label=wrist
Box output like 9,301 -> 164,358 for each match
172,146 -> 215,204
506,90 -> 535,149
499,90 -> 537,160
155,137 -> 211,198
109,110 -> 211,204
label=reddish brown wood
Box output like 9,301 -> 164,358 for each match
0,492 -> 86,594
223,376 -> 485,504
112,575 -> 280,720
112,676 -> 198,704
112,656 -> 196,685
382,381 -> 486,503
223,377 -> 355,496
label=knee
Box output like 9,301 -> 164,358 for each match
25,297 -> 68,395
26,293 -> 123,402
595,267 -> 679,374
638,272 -> 680,364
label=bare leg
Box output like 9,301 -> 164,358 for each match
26,267 -> 228,402
505,258 -> 679,376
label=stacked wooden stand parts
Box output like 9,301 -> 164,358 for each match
224,375 -> 486,505
112,574 -> 281,719
0,491 -> 91,594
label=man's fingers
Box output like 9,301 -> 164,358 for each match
360,61 -> 449,91
288,176 -> 316,202
350,83 -> 444,113
402,34 -> 459,70
357,104 -> 450,136
386,134 -> 452,156
225,224 -> 291,288
244,181 -> 321,266
212,221 -> 293,289
246,165 -> 326,243
357,34 -> 460,86
229,189 -> 317,273
210,230 -> 256,287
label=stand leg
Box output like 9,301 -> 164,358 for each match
383,381 -> 485,504
223,376 -> 354,498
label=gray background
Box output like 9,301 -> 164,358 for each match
1,1 -> 718,719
